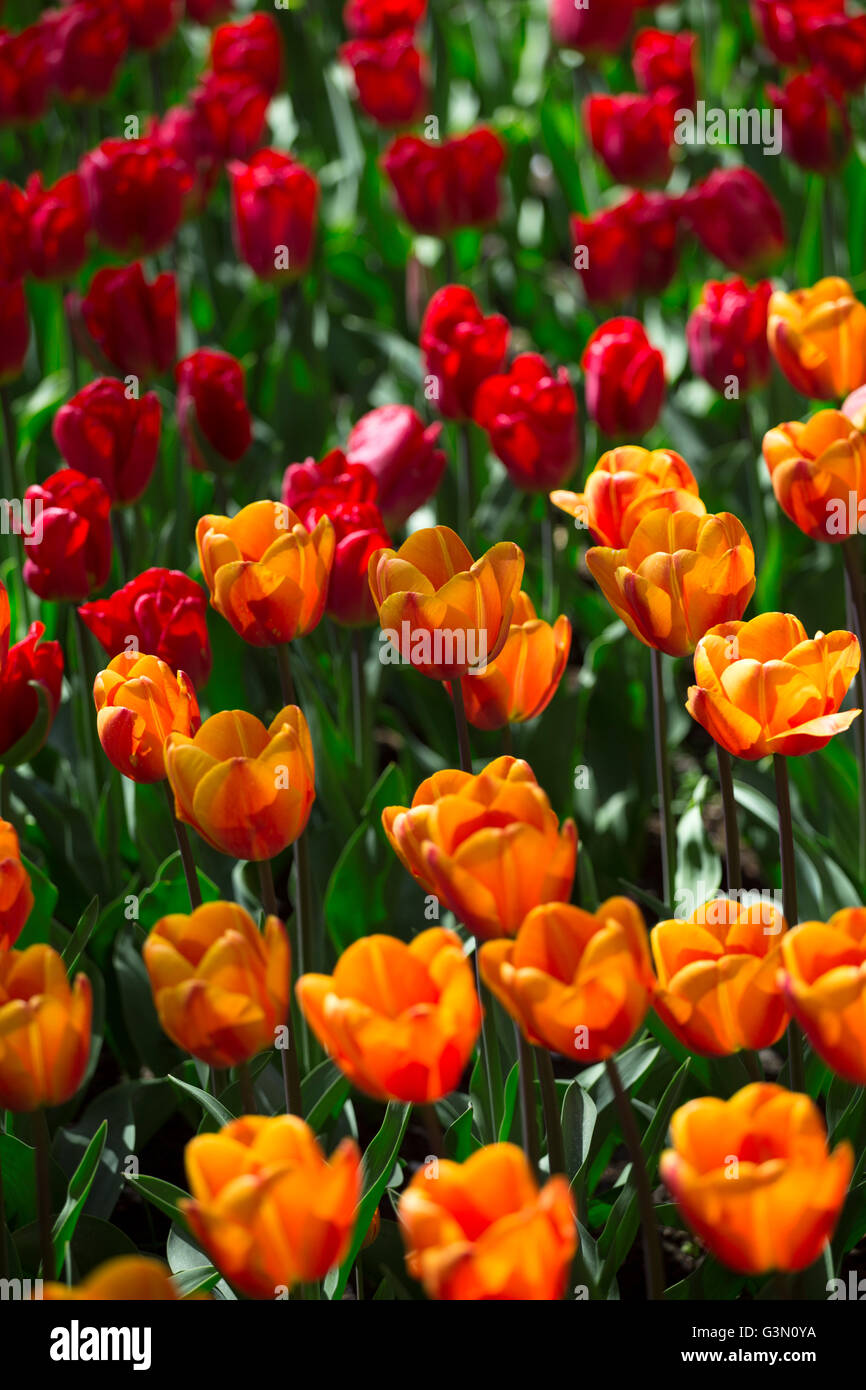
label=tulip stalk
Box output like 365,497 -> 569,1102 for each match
515,1026 -> 540,1173
237,1061 -> 256,1115
650,649 -> 676,907
274,644 -> 315,1055
351,629 -> 372,787
842,538 -> 866,881
535,1047 -> 566,1175
716,744 -> 742,893
450,679 -> 473,774
257,859 -> 303,1117
457,424 -> 473,546
0,386 -> 20,502
33,1109 -> 55,1281
0,1145 -> 7,1281
773,755 -> 805,1093
604,1055 -> 665,1301
161,782 -> 202,910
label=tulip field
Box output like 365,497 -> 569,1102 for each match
4,0 -> 866,1341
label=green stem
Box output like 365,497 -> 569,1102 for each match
650,648 -> 676,907
422,1104 -> 444,1158
541,503 -> 555,622
773,754 -> 805,1093
351,627 -> 371,785
257,860 -> 302,1116
238,1061 -> 256,1114
0,387 -> 20,501
72,608 -> 99,812
33,1109 -> 55,1281
276,644 -> 296,706
842,538 -> 866,883
162,781 -> 202,909
450,678 -> 473,773
457,422 -> 473,544
515,1024 -> 540,1174
535,1047 -> 566,1175
716,744 -> 742,894
0,1134 -> 7,1281
742,1050 -> 764,1083
604,1055 -> 664,1301
474,954 -> 499,1142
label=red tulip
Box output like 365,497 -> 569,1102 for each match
79,568 -> 212,688
53,378 -> 161,505
767,72 -> 851,176
344,0 -> 426,37
25,172 -> 90,281
802,12 -> 866,90
150,105 -> 220,213
0,281 -> 29,386
549,0 -> 636,55
420,285 -> 509,421
175,349 -> 252,472
473,353 -> 579,492
0,24 -> 52,126
229,149 -> 319,282
23,470 -> 112,602
190,72 -> 270,162
752,0 -> 844,64
341,32 -> 428,127
282,451 -> 391,626
0,181 -> 29,283
632,27 -> 698,110
186,0 -> 234,21
211,13 -> 282,95
80,139 -> 192,257
582,318 -> 665,438
686,279 -> 773,395
345,404 -> 446,527
585,93 -> 675,188
45,0 -> 129,103
571,191 -> 680,305
71,262 -> 178,380
383,127 -> 507,237
120,0 -> 183,50
0,622 -> 63,765
682,168 -> 786,275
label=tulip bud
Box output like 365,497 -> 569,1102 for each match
0,945 -> 92,1112
768,276 -> 866,400
0,280 -> 30,387
94,652 -> 201,784
345,404 -> 446,527
175,349 -> 252,473
211,13 -> 283,95
44,0 -> 129,103
571,191 -> 681,305
341,32 -> 429,127
549,0 -> 635,55
584,93 -> 675,188
71,262 -> 178,380
763,409 -> 866,541
686,278 -> 772,396
473,352 -> 579,492
0,181 -> 29,283
633,27 -> 698,110
768,71 -> 851,175
383,127 -> 507,237
0,819 -> 34,949
25,172 -> 90,282
682,167 -> 786,274
454,593 -> 571,731
23,469 -> 112,602
0,621 -> 63,767
79,138 -> 192,257
420,285 -> 510,421
121,0 -> 183,51
551,446 -> 704,548
344,0 -> 427,37
582,317 -> 665,437
781,909 -> 866,1084
0,25 -> 52,126
78,567 -> 212,690
229,149 -> 320,283
53,377 -> 162,505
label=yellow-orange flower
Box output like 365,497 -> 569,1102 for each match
780,909 -> 866,1084
368,525 -> 524,679
165,705 -> 314,861
479,897 -> 653,1059
686,612 -> 861,760
651,896 -> 788,1056
182,1115 -> 361,1298
399,1143 -> 577,1301
661,1084 -> 853,1274
143,901 -> 290,1067
382,756 -> 577,941
0,944 -> 92,1112
41,1256 -> 184,1300
551,446 -> 704,548
296,928 -> 480,1102
454,592 -> 571,731
0,818 -> 33,949
196,501 -> 335,647
762,409 -> 866,543
93,652 -> 200,783
586,509 -> 755,658
768,277 -> 866,400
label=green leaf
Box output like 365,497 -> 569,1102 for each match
125,1174 -> 191,1226
326,1101 -> 411,1301
562,1080 -> 597,1207
168,1074 -> 235,1131
50,1120 -> 107,1273
62,895 -> 100,975
497,1063 -> 520,1143
302,1059 -> 351,1133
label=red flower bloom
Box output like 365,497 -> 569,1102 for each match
420,285 -> 510,421
549,0 -> 636,54
23,469 -> 112,602
341,32 -> 428,127
0,280 -> 29,386
186,0 -> 234,22
71,262 -> 178,380
571,191 -> 681,304
282,451 -> 391,626
473,353 -> 579,492
344,0 -> 427,38
768,72 -> 851,176
211,13 -> 282,95
686,279 -> 773,395
120,0 -> 183,50
0,622 -> 63,765
346,404 -> 446,527
632,27 -> 697,110
752,0 -> 844,64
0,181 -> 29,282
190,72 -> 270,162
175,349 -> 252,472
150,105 -> 220,212
79,138 -> 192,256
79,567 -> 212,688
585,93 -> 675,188
25,172 -> 90,281
582,318 -> 665,438
803,12 -> 866,90
682,167 -> 786,275
229,149 -> 319,282
0,24 -> 52,126
53,378 -> 162,505
45,0 -> 129,103
383,127 -> 507,237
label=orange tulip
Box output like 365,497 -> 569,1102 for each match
368,525 -> 524,679
41,1256 -> 183,1301
382,756 -> 577,941
182,1114 -> 361,1298
196,500 -> 335,647
660,1083 -> 853,1274
399,1143 -> 577,1301
0,818 -> 33,949
551,446 -> 704,548
479,897 -> 653,1059
651,896 -> 788,1056
453,592 -> 571,731
296,928 -> 481,1103
143,901 -> 290,1067
762,409 -> 866,543
165,705 -> 314,861
686,612 -> 861,759
93,652 -> 201,783
586,509 -> 755,657
0,944 -> 92,1112
780,909 -> 866,1084
768,277 -> 866,400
